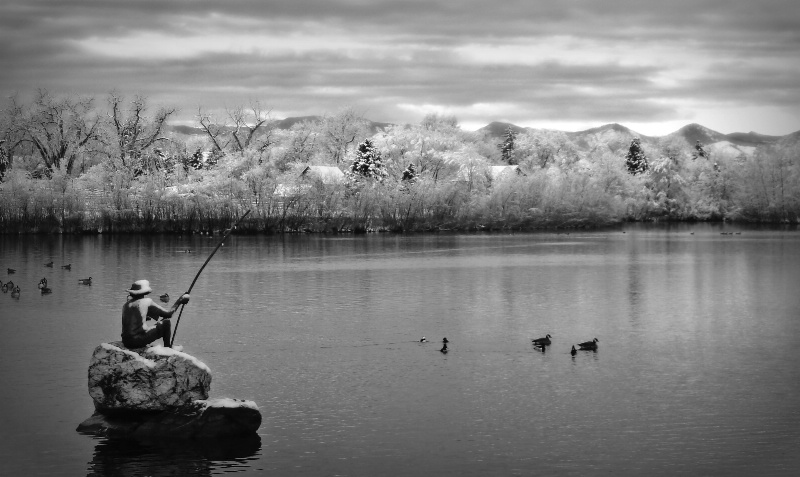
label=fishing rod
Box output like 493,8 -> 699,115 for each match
170,209 -> 251,346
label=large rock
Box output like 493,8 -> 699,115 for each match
88,342 -> 212,412
77,398 -> 262,438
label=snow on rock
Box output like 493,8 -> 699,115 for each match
197,397 -> 259,411
88,341 -> 212,412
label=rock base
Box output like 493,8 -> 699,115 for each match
88,342 -> 212,413
77,398 -> 262,439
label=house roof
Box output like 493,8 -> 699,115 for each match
490,165 -> 524,180
300,166 -> 345,184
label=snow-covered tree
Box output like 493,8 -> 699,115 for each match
498,126 -> 517,164
692,140 -> 708,160
401,162 -> 416,182
349,139 -> 387,181
625,138 -> 648,175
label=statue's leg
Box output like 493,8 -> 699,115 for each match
161,319 -> 172,348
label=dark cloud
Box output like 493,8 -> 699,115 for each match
1,0 -> 799,134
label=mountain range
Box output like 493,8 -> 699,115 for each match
168,118 -> 799,157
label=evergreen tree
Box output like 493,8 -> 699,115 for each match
187,147 -> 204,170
349,138 -> 387,181
401,162 -> 416,182
692,140 -> 707,160
498,126 -> 517,164
625,138 -> 648,175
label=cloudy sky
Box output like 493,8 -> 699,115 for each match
1,0 -> 799,135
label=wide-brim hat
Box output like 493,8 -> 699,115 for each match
127,279 -> 152,295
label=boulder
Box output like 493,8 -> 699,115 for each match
77,398 -> 262,438
88,342 -> 212,412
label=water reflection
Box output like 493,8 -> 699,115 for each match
84,434 -> 261,476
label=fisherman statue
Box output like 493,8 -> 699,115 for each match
122,280 -> 189,348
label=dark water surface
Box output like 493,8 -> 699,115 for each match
1,224 -> 799,476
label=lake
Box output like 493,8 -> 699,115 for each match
1,224 -> 799,476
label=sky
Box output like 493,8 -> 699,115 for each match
1,0 -> 799,136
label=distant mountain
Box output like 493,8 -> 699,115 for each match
168,117 -> 798,158
479,120 -> 797,151
668,123 -> 729,145
725,131 -> 782,146
167,116 -> 392,137
568,123 -> 647,138
168,124 -> 206,136
776,130 -> 800,148
566,123 -> 651,152
271,115 -> 322,129
480,121 -> 529,138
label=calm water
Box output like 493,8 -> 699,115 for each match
1,224 -> 799,476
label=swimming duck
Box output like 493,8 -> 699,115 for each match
61,264 -> 71,270
532,334 -> 552,346
5,280 -> 15,291
1,283 -> 7,293
78,277 -> 92,285
45,261 -> 53,267
578,338 -> 599,350
570,345 -> 577,356
442,337 -> 449,344
159,293 -> 170,302
7,268 -> 15,274
11,286 -> 20,297
38,278 -> 47,289
419,336 -> 427,343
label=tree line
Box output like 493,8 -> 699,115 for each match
1,90 -> 798,234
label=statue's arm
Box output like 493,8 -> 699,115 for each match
149,294 -> 190,319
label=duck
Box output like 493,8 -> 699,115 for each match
578,338 -> 599,350
11,286 -> 20,297
159,293 -> 170,302
78,277 -> 92,285
45,261 -> 54,267
38,278 -> 48,289
419,336 -> 427,343
570,345 -> 577,356
61,264 -> 71,270
7,268 -> 15,274
1,283 -> 7,293
532,334 -> 552,346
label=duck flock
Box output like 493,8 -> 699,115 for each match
3,261 -> 92,299
533,334 -> 598,355
419,334 -> 598,356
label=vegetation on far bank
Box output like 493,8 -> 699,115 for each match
1,90 -> 799,234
